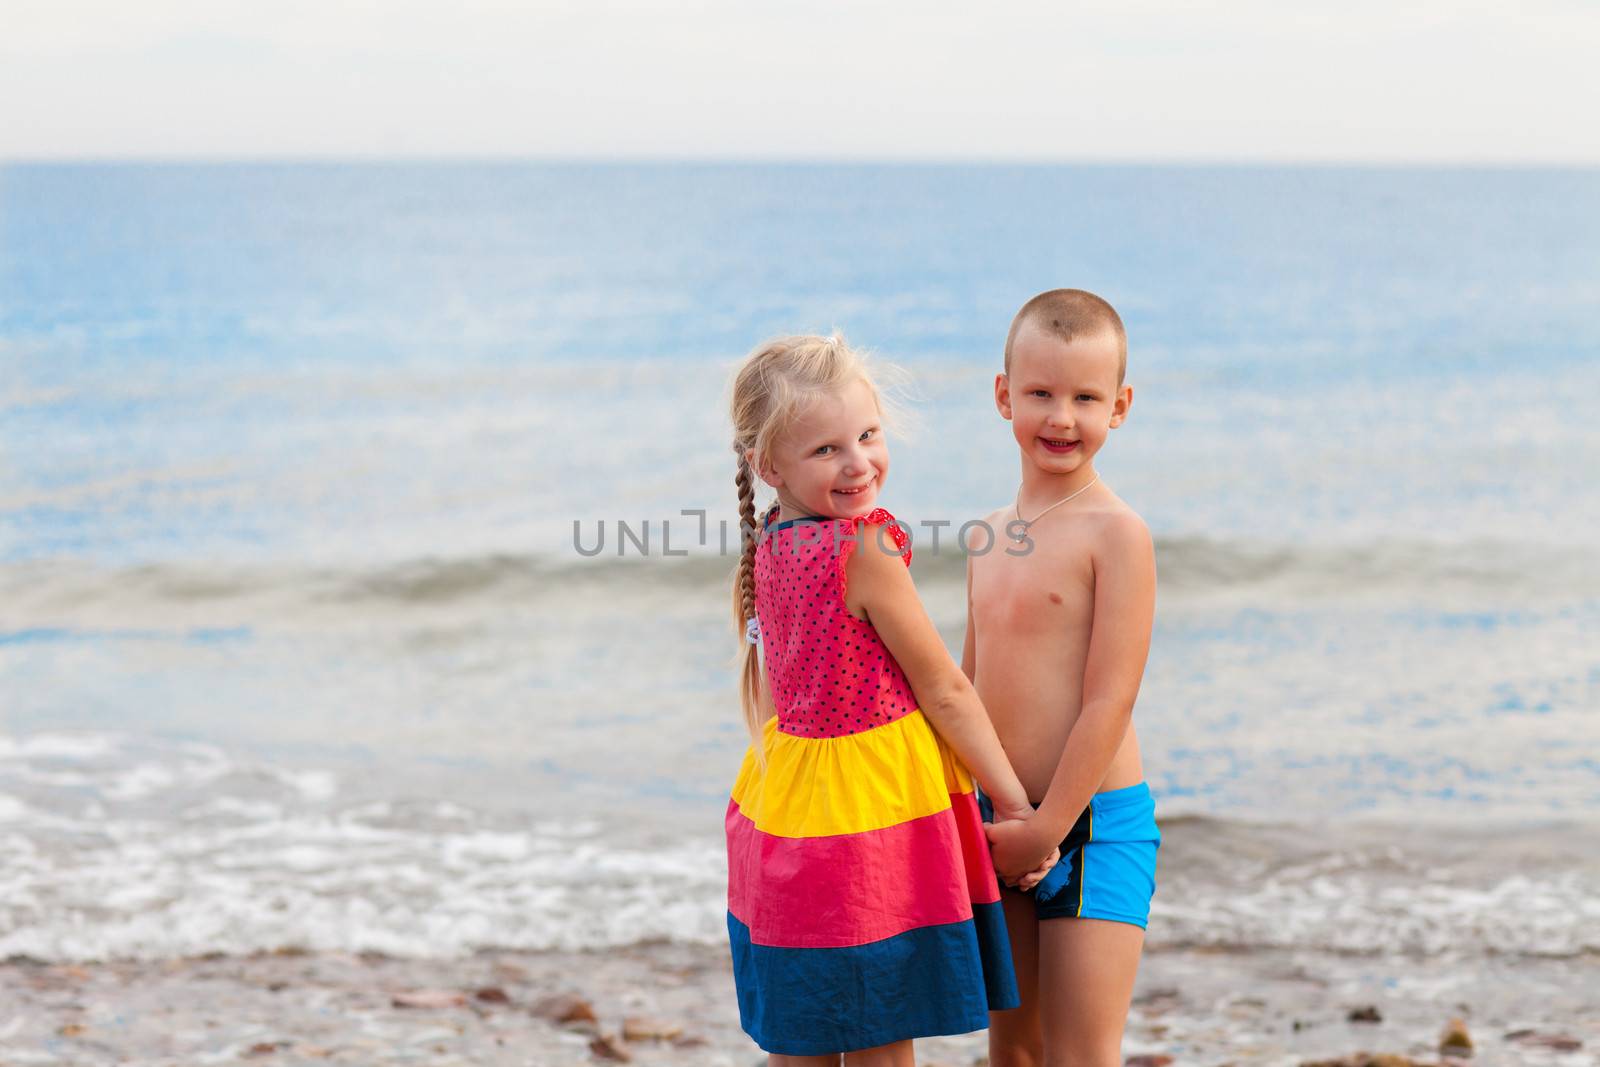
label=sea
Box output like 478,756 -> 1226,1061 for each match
1,162 -> 1597,966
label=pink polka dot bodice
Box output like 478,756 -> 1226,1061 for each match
753,503 -> 920,739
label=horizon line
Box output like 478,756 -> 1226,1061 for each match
3,153 -> 1599,170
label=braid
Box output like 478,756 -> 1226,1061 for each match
731,449 -> 771,751
735,456 -> 758,628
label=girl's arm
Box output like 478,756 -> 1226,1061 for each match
960,551 -> 977,684
844,523 -> 1031,818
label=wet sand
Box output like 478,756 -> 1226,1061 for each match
2,944 -> 1595,1066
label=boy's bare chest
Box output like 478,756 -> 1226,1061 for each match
971,533 -> 1096,632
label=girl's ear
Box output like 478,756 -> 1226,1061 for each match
749,449 -> 784,489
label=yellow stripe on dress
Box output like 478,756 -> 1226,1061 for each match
730,709 -> 976,839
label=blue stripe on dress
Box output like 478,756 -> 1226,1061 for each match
727,902 -> 1018,1055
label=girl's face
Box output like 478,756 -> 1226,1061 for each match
757,379 -> 888,520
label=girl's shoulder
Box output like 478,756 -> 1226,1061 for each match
758,506 -> 911,566
842,507 -> 912,567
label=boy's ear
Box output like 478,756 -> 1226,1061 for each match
1108,384 -> 1133,428
994,372 -> 1014,420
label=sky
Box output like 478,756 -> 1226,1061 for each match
3,1 -> 1598,163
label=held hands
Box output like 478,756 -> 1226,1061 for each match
1005,844 -> 1058,892
984,804 -> 1060,892
1017,843 -> 1060,892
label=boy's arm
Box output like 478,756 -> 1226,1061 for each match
960,522 -> 1060,890
987,512 -> 1155,870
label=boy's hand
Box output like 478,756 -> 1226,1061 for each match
1014,846 -> 1060,892
984,814 -> 1055,884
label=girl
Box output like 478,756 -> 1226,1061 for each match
725,334 -> 1056,1066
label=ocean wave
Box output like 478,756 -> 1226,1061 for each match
1148,814 -> 1600,959
3,732 -> 1598,963
4,535 -> 1596,625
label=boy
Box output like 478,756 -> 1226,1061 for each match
966,289 -> 1159,1067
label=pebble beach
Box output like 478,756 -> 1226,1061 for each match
4,943 -> 1596,1066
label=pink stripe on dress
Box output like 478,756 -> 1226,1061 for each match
726,795 -> 992,949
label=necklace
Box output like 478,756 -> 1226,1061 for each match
1011,476 -> 1099,542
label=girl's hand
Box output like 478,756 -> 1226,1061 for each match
990,798 -> 1036,825
984,815 -> 1055,883
1013,846 -> 1060,892
987,802 -> 1053,889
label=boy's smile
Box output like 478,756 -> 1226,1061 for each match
997,322 -> 1131,483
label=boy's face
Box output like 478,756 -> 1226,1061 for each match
995,322 -> 1131,475
754,378 -> 888,520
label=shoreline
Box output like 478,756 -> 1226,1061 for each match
3,943 -> 1594,1066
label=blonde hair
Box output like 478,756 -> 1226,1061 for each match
727,332 -> 908,749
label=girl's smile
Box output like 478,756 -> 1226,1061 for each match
756,379 -> 889,522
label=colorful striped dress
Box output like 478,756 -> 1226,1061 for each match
725,504 -> 1018,1056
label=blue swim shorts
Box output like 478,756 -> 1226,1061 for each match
978,782 -> 1160,929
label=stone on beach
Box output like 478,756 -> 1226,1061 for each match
589,1032 -> 633,1061
1504,1029 -> 1583,1051
1347,1005 -> 1383,1023
622,1016 -> 684,1042
244,1040 -> 288,1056
532,992 -> 599,1026
1439,1017 -> 1473,1057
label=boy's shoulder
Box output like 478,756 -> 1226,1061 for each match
962,491 -> 1152,561
1077,491 -> 1153,565
960,503 -> 1016,554
1086,491 -> 1152,544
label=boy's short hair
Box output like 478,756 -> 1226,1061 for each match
1003,289 -> 1127,386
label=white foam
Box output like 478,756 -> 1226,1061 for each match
271,768 -> 338,801
1151,866 -> 1600,958
185,797 -> 284,821
4,801 -> 1597,962
0,800 -> 730,960
2,729 -> 1595,963
102,762 -> 179,800
0,732 -> 121,761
